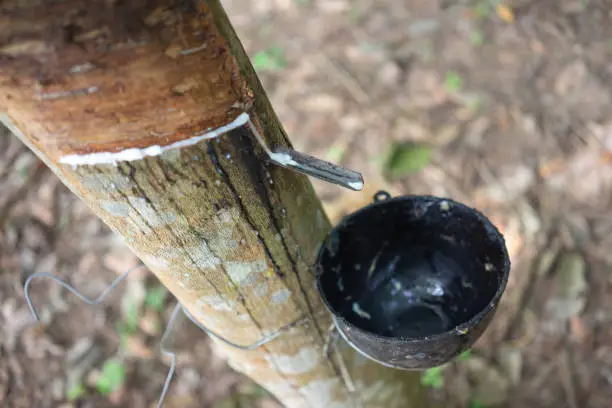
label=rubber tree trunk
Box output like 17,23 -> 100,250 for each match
0,1 -> 431,407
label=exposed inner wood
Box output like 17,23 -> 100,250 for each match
0,0 -> 250,160
1,0 -> 431,407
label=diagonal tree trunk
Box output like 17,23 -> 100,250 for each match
0,1 -> 431,407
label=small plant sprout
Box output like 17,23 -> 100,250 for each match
115,320 -> 131,350
145,284 -> 168,312
470,29 -> 485,46
458,349 -> 473,361
473,0 -> 493,19
421,365 -> 446,389
95,359 -> 127,396
252,46 -> 287,72
124,301 -> 140,333
444,71 -> 464,93
66,381 -> 86,401
470,399 -> 487,408
325,144 -> 347,163
383,142 -> 433,180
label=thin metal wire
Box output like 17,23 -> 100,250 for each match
185,304 -> 360,399
23,265 -> 180,407
323,323 -> 338,358
23,263 -> 360,405
24,264 -> 146,321
323,323 -> 357,394
22,263 -> 308,407
181,305 -> 285,350
157,303 -> 182,408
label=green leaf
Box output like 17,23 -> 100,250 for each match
66,382 -> 86,401
469,29 -> 485,46
458,349 -> 472,361
251,385 -> 269,397
445,70 -> 463,93
384,143 -> 432,179
421,366 -> 445,389
252,46 -> 287,72
124,301 -> 140,333
145,285 -> 167,312
325,145 -> 346,162
470,399 -> 487,408
115,321 -> 130,350
474,1 -> 492,19
239,382 -> 270,398
95,359 -> 126,396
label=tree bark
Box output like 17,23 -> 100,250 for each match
0,1 -> 431,407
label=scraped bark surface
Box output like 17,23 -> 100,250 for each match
0,1 -> 430,407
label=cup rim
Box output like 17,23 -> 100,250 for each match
315,194 -> 511,344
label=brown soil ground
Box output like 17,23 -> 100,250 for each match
2,1 -> 612,407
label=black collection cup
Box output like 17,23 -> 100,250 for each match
315,191 -> 510,370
